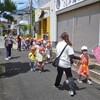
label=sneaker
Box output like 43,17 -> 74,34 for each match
77,79 -> 83,83
8,56 -> 11,59
33,69 -> 36,72
53,84 -> 62,88
53,85 -> 56,88
65,80 -> 69,84
5,58 -> 9,61
30,69 -> 33,71
87,80 -> 92,85
39,70 -> 42,73
69,91 -> 74,96
45,61 -> 48,64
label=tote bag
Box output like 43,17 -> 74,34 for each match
52,44 -> 67,67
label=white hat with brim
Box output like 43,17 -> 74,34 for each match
81,46 -> 88,50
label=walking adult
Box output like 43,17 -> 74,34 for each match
17,35 -> 21,51
4,30 -> 15,60
54,32 -> 80,96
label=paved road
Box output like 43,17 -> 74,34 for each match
0,48 -> 100,100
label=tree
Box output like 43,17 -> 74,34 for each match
0,23 -> 5,29
0,0 -> 16,21
3,13 -> 14,21
0,3 -> 5,14
20,25 -> 30,35
0,0 -> 16,14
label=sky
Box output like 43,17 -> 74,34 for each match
1,0 -> 38,10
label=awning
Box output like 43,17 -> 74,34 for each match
19,20 -> 29,25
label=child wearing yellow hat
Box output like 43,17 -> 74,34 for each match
28,46 -> 37,71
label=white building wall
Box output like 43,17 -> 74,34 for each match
35,0 -> 57,44
50,0 -> 57,43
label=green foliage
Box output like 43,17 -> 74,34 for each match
0,23 -> 5,29
0,0 -> 17,13
3,13 -> 14,21
20,25 -> 30,35
2,31 -> 7,36
0,3 -> 4,14
25,34 -> 31,38
3,0 -> 16,13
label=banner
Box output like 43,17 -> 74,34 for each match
92,46 -> 100,63
55,0 -> 85,11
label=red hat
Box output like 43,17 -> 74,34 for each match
31,46 -> 36,51
37,39 -> 41,42
46,43 -> 51,47
39,47 -> 44,51
47,40 -> 51,43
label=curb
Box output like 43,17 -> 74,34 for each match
0,46 -> 17,49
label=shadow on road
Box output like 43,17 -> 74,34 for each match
56,80 -> 87,92
0,62 -> 31,78
10,56 -> 20,60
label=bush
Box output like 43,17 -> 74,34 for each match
2,31 -> 7,36
25,34 -> 31,38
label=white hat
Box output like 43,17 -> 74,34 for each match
81,46 -> 88,50
43,40 -> 46,44
26,38 -> 29,40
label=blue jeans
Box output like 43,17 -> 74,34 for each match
18,41 -> 21,51
30,61 -> 37,70
6,44 -> 12,58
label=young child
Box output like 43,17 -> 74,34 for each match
25,38 -> 30,50
45,43 -> 51,63
28,46 -> 37,72
21,37 -> 26,51
36,46 -> 45,72
75,46 -> 92,85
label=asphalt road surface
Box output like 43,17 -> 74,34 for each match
0,48 -> 100,100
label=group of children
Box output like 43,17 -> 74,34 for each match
28,38 -> 52,72
27,37 -> 92,84
16,36 -> 35,51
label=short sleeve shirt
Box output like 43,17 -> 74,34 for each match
56,40 -> 74,68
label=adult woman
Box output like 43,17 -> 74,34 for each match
54,32 -> 80,96
4,30 -> 14,60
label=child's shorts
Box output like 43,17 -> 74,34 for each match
78,65 -> 89,76
37,62 -> 44,67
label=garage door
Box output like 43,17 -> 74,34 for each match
57,2 -> 100,54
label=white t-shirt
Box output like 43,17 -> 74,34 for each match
56,40 -> 74,68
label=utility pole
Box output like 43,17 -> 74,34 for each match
30,0 -> 33,37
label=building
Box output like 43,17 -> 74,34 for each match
35,0 -> 100,54
35,0 -> 57,46
12,6 -> 30,35
55,0 -> 100,54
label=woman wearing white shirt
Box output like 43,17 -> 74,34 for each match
54,32 -> 80,96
